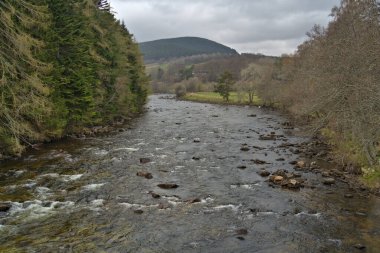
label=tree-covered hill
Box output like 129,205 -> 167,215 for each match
139,37 -> 238,62
0,0 -> 148,157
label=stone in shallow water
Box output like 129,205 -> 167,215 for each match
149,192 -> 161,199
186,198 -> 201,204
353,244 -> 366,250
258,170 -> 270,177
240,146 -> 250,151
251,159 -> 268,165
136,171 -> 153,179
157,183 -> 178,189
323,178 -> 335,185
139,158 -> 151,164
235,228 -> 248,235
0,203 -> 11,212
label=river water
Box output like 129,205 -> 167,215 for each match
0,95 -> 379,252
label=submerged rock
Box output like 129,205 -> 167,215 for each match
149,191 -> 161,199
235,228 -> 248,235
258,170 -> 270,177
140,158 -> 151,164
259,134 -> 276,141
157,183 -> 179,189
251,159 -> 268,165
136,171 -> 153,179
158,202 -> 170,209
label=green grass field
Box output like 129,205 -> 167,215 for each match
182,92 -> 261,106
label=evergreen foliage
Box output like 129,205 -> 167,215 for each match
0,0 -> 148,156
215,71 -> 234,102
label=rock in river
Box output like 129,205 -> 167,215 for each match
140,158 -> 151,164
258,170 -> 270,177
240,146 -> 250,151
323,178 -> 335,185
136,171 -> 153,179
186,198 -> 201,204
235,228 -> 248,235
157,183 -> 179,189
0,203 -> 11,212
149,191 -> 161,199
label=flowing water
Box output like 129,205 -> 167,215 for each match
0,95 -> 379,252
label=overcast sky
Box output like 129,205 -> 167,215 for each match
109,0 -> 340,56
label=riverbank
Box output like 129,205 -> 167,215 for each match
181,92 -> 262,106
0,112 -> 144,162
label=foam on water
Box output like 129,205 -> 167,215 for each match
119,202 -> 158,209
94,150 -> 109,156
213,204 -> 241,212
295,212 -> 322,218
82,183 -> 105,191
62,174 -> 83,182
113,147 -> 139,152
9,200 -> 75,221
39,173 -> 60,178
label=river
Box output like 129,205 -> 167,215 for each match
0,95 -> 379,252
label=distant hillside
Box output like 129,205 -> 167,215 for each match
139,37 -> 238,62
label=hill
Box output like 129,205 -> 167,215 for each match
139,37 -> 238,62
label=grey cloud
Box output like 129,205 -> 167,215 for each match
109,0 -> 340,56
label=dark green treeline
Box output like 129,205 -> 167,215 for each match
0,0 -> 148,156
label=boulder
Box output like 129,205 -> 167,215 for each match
136,171 -> 153,179
258,170 -> 270,177
296,161 -> 306,168
240,146 -> 250,151
157,183 -> 179,189
134,210 -> 144,214
323,178 -> 335,185
0,203 -> 11,212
